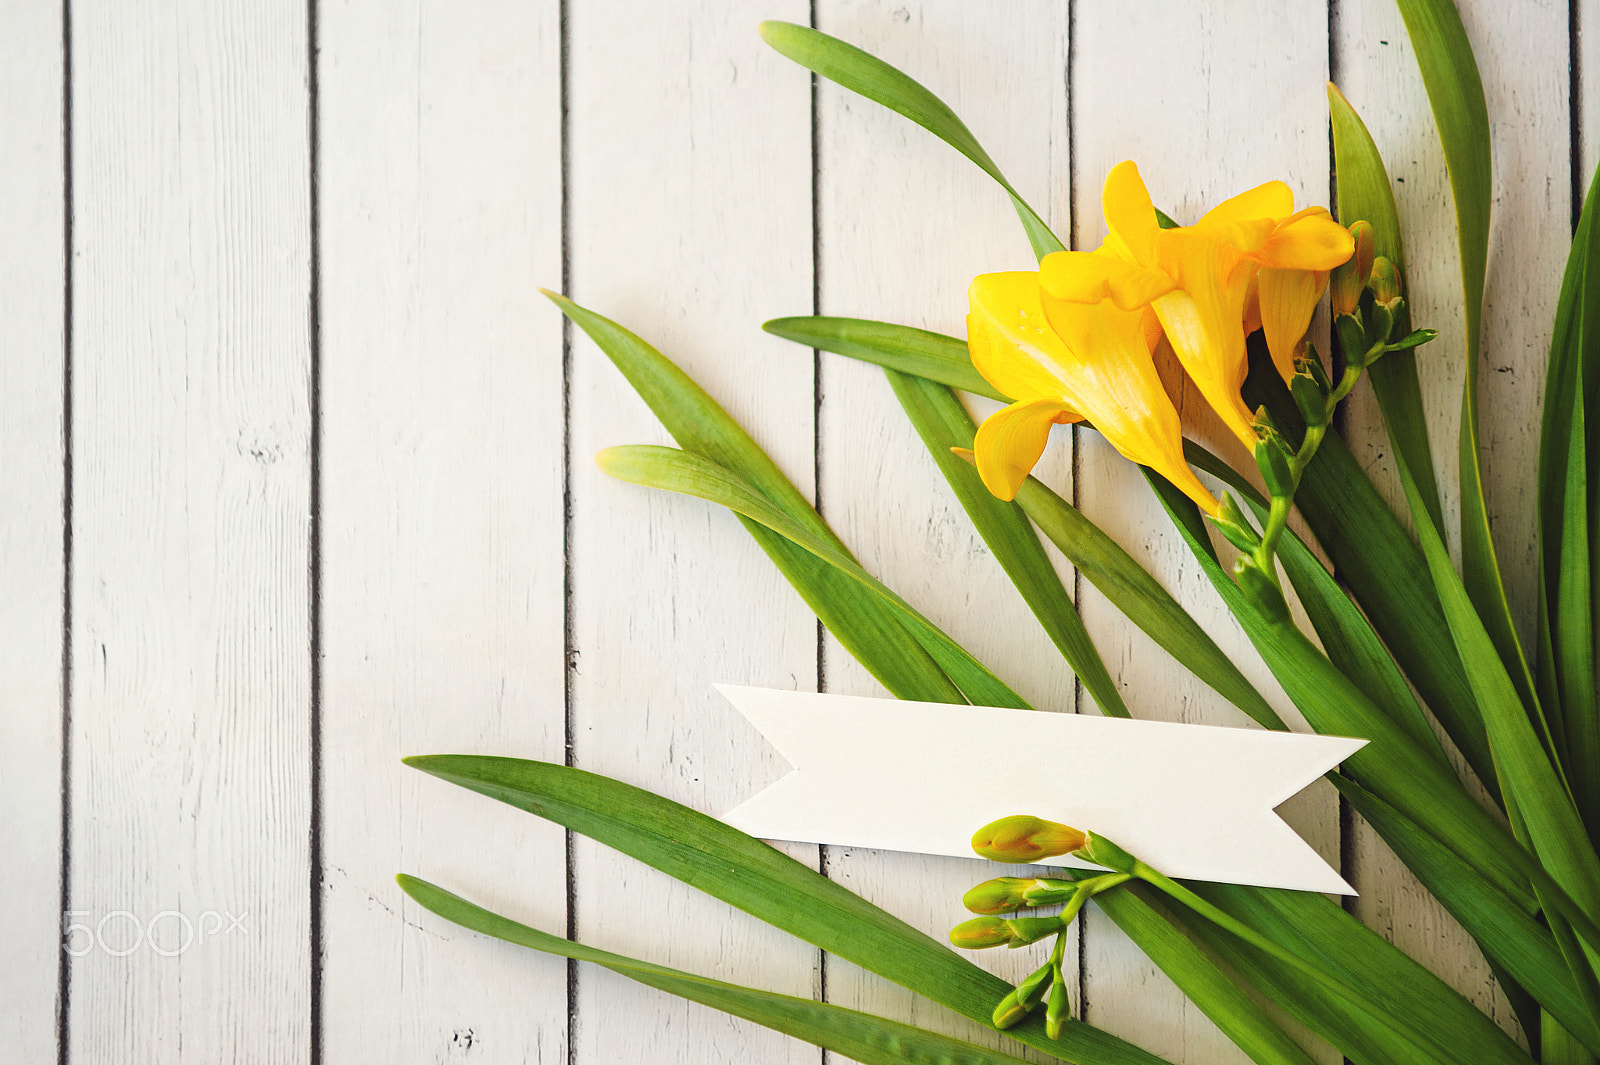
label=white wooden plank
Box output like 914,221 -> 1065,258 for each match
0,1 -> 64,1059
565,3 -> 821,1062
1333,0 -> 1569,1039
318,2 -> 567,1061
1071,3 -> 1340,1061
67,1 -> 310,1058
1585,0 -> 1599,184
813,3 -> 1077,1059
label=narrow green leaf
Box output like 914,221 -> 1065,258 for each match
1332,774 -> 1600,1055
1088,887 -> 1323,1065
1327,81 -> 1444,532
1240,344 -> 1498,801
1388,415 -> 1600,932
403,758 -> 1172,1065
1392,0 -> 1534,701
397,876 -> 1071,1065
764,316 -> 1006,401
1539,163 -> 1600,839
1189,880 -> 1536,1065
598,443 -> 1028,709
1011,472 -> 1283,730
1184,443 -> 1444,760
548,290 -> 964,704
1146,471 -> 1531,906
757,20 -> 1063,260
887,370 -> 1128,716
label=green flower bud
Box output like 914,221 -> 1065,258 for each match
1334,312 -> 1369,365
1045,977 -> 1071,1040
971,815 -> 1087,863
1020,878 -> 1079,907
1291,370 -> 1328,428
963,877 -> 1033,915
991,964 -> 1052,1029
1252,429 -> 1295,500
1213,492 -> 1261,554
949,915 -> 1014,949
1368,256 -> 1401,302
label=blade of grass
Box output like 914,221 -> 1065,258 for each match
402,759 -> 1171,1065
758,21 -> 1063,260
1327,81 -> 1444,534
548,290 -> 964,704
597,443 -> 1028,708
398,876 -> 1088,1065
887,369 -> 1128,716
1392,0 -> 1535,703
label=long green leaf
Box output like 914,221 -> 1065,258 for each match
1184,443 -> 1444,759
887,370 -> 1128,716
598,443 -> 1028,708
758,21 -> 1062,260
1332,774 -> 1600,1054
765,316 -> 1006,401
1147,471 -> 1531,906
764,313 -> 1281,727
397,876 -> 1071,1065
1088,887 -> 1322,1065
548,290 -> 963,704
1392,0 -> 1534,701
1538,163 -> 1600,839
403,757 -> 1171,1065
1240,345 -> 1498,800
1326,81 -> 1444,532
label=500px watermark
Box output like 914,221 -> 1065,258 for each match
62,909 -> 248,957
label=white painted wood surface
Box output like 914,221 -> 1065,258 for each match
0,1 -> 1581,1062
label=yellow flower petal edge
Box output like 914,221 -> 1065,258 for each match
974,398 -> 1076,501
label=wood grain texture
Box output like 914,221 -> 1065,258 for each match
565,3 -> 822,1063
66,1 -> 311,1059
812,4 -> 1078,1060
318,2 -> 568,1062
1071,4 -> 1340,1061
0,1 -> 64,1059
1333,0 -> 1569,1037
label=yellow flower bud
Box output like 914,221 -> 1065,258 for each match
1329,220 -> 1375,316
949,916 -> 1014,949
971,815 -> 1088,863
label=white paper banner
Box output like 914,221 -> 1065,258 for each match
718,686 -> 1366,894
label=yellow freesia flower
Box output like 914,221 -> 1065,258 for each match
966,271 -> 1219,515
1040,162 -> 1353,450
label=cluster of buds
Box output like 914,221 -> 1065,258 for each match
951,817 -> 1134,1037
1329,221 -> 1435,373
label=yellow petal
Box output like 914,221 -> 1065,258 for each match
967,272 -> 1093,403
1039,249 -> 1174,310
1198,180 -> 1295,229
1258,267 -> 1327,381
973,398 -> 1074,500
1256,209 -> 1354,270
1102,161 -> 1160,262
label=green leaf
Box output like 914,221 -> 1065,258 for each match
757,20 -> 1063,260
1088,887 -> 1323,1065
1240,344 -> 1498,802
1146,471 -> 1531,905
763,316 -> 1007,401
1011,472 -> 1283,730
403,758 -> 1173,1065
397,876 -> 1072,1065
1326,81 -> 1444,533
597,443 -> 1028,709
547,290 -> 964,704
1184,443 -> 1444,759
1538,162 -> 1600,839
1392,0 -> 1535,703
1332,774 -> 1600,1055
886,370 -> 1129,716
